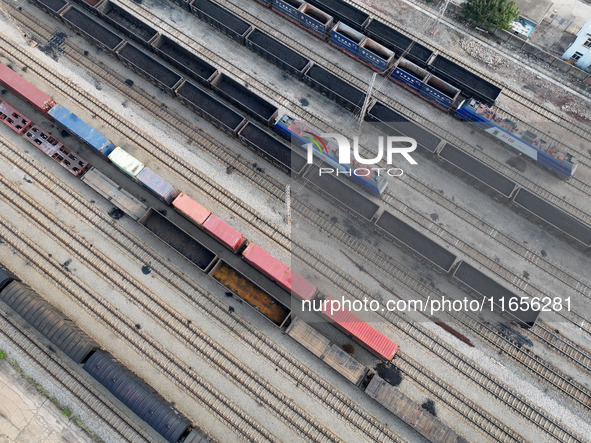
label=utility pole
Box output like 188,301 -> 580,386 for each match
429,0 -> 451,34
358,72 -> 377,131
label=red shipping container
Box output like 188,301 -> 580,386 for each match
203,214 -> 245,252
172,192 -> 211,225
0,63 -> 56,114
321,297 -> 398,360
242,243 -> 318,301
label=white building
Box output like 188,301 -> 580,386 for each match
562,17 -> 591,71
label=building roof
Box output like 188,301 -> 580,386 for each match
513,0 -> 553,24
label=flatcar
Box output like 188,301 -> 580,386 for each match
286,317 -> 369,385
0,99 -> 32,134
274,114 -> 388,195
455,99 -> 577,178
366,376 -> 467,443
81,167 -> 149,221
0,97 -> 90,177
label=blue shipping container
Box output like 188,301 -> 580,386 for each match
48,105 -> 115,156
137,167 -> 179,203
273,0 -> 303,21
330,22 -> 364,56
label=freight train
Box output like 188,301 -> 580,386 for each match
0,262 -> 465,443
273,114 -> 389,194
34,0 -> 575,205
0,62 -> 399,358
0,266 -> 205,443
249,0 -> 577,178
0,54 -> 546,332
454,99 -> 577,178
0,56 -> 546,443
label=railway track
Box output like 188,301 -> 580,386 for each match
25,0 -> 591,389
3,10 -> 586,440
206,0 -> 591,214
340,0 -> 591,145
400,174 -> 591,302
0,35 -> 528,443
292,195 -> 591,414
0,303 -> 152,442
0,138 -> 407,443
381,186 -> 591,340
182,0 -> 591,366
0,213 -> 275,443
179,0 -> 591,377
532,323 -> 591,372
396,354 -> 523,442
0,148 -> 345,443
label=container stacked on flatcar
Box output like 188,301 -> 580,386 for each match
321,297 -> 399,360
0,63 -> 559,331
48,104 -> 116,156
40,0 -> 578,183
242,243 -> 318,301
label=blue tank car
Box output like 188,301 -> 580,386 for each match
274,115 -> 388,195
455,99 -> 577,178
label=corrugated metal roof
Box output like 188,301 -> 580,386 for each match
84,350 -> 191,442
0,281 -> 98,363
0,265 -> 19,292
321,297 -> 398,360
48,105 -> 115,156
